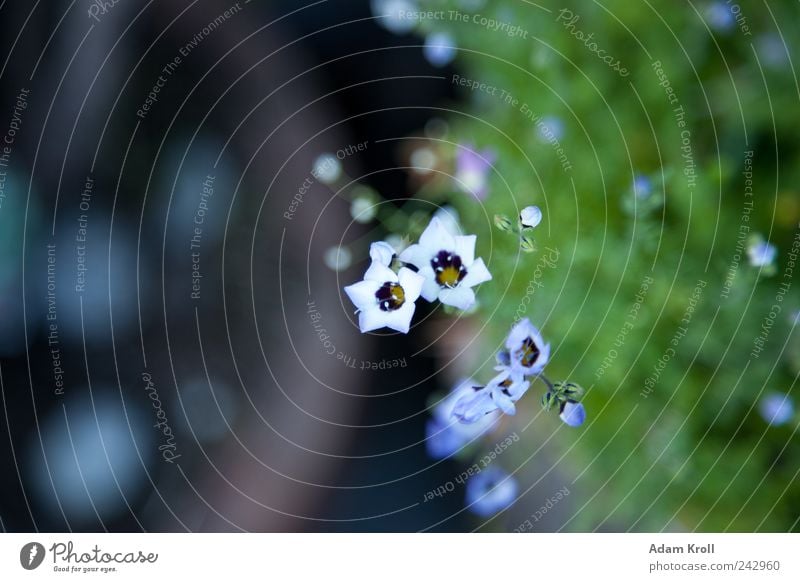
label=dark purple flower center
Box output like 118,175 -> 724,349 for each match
431,250 -> 467,288
519,337 -> 540,368
375,282 -> 405,312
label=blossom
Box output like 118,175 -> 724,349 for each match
369,240 -> 395,267
452,368 -> 530,422
426,379 -> 499,458
704,2 -> 735,32
559,400 -> 586,427
343,259 -> 423,334
536,115 -> 564,143
759,393 -> 794,426
519,205 -> 542,229
633,174 -> 652,199
399,216 -> 492,310
370,0 -> 417,35
505,318 -> 550,376
465,467 -> 518,517
747,239 -> 777,268
454,144 -> 495,199
423,32 -> 457,67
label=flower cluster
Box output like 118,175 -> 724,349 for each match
448,318 -> 586,428
344,216 -> 492,332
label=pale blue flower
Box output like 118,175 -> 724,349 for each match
426,379 -> 499,458
559,400 -> 586,427
505,318 -> 550,376
759,393 -> 794,426
423,32 -> 457,67
705,2 -> 735,32
633,174 -> 652,199
452,367 -> 529,422
371,0 -> 417,35
465,467 -> 518,516
537,115 -> 564,142
747,239 -> 777,268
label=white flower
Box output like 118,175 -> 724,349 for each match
433,205 -> 462,235
369,240 -> 395,267
519,205 -> 542,228
505,318 -> 550,375
426,378 -> 499,458
344,260 -> 423,334
399,216 -> 492,310
452,367 -> 529,422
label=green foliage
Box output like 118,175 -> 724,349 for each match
417,0 -> 800,531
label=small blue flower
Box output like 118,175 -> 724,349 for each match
759,393 -> 794,426
465,467 -> 518,516
747,239 -> 777,268
704,2 -> 735,32
423,32 -> 457,67
537,115 -> 564,142
371,0 -> 418,35
426,379 -> 499,458
452,368 -> 530,422
559,400 -> 586,427
505,318 -> 550,376
633,174 -> 652,200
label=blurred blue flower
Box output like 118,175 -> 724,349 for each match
371,0 -> 418,35
537,115 -> 565,142
633,174 -> 652,199
454,144 -> 495,199
757,34 -> 790,70
747,239 -> 777,268
759,393 -> 794,426
465,467 -> 518,516
559,400 -> 587,427
424,32 -> 457,67
704,2 -> 735,32
426,378 -> 499,458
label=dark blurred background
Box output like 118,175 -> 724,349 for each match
0,0 -> 496,532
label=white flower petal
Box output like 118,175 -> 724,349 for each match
438,285 -> 476,310
461,257 -> 492,288
454,235 -> 476,266
382,302 -> 416,334
358,306 -> 388,333
397,267 -> 424,303
419,266 -> 441,302
520,205 -> 542,228
419,216 -> 456,253
369,241 -> 395,266
398,243 -> 432,270
492,393 -> 516,415
343,280 -> 381,311
364,261 -> 398,284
